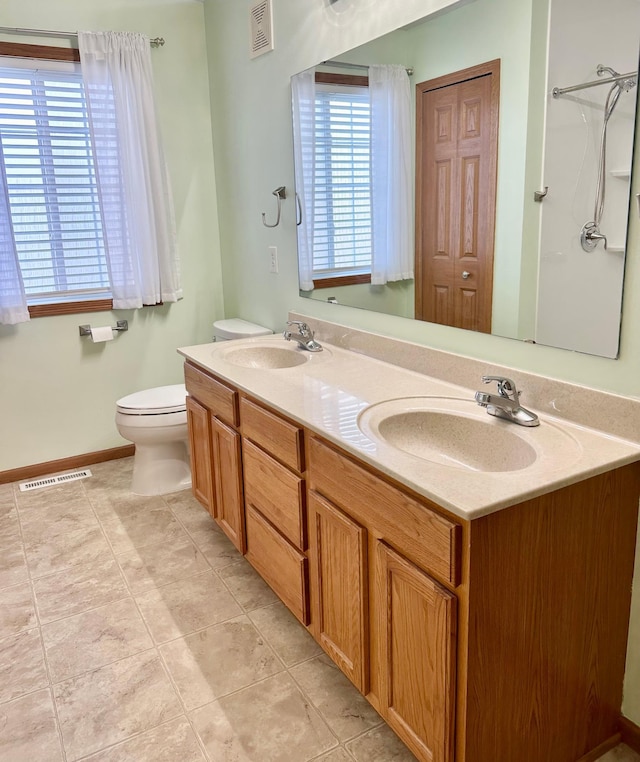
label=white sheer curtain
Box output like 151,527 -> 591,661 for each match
0,139 -> 29,325
78,31 -> 181,309
369,64 -> 413,285
291,69 -> 316,292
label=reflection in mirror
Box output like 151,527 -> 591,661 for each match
292,0 -> 640,358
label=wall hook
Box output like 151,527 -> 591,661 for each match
534,186 -> 549,202
262,186 -> 286,227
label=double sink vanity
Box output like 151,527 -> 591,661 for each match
178,319 -> 640,762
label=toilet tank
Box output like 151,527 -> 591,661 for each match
213,318 -> 273,342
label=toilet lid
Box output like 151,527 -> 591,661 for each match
116,384 -> 187,415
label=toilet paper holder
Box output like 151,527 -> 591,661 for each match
79,320 -> 128,337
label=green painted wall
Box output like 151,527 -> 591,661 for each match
0,0 -> 223,472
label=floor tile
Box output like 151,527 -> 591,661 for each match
164,490 -> 214,533
33,558 -> 129,624
218,559 -> 279,611
312,749 -> 354,762
187,524 -> 243,569
249,600 -> 322,666
83,458 -> 134,494
136,570 -> 241,643
0,483 -> 15,513
24,524 -> 113,579
0,689 -> 63,762
19,494 -> 96,528
99,499 -> 189,554
190,671 -> 337,762
41,597 -> 154,682
79,716 -> 206,762
160,614 -> 283,710
599,745 -> 640,762
0,520 -> 28,590
0,628 -> 48,703
116,539 -> 210,592
346,724 -> 418,761
0,581 -> 36,636
15,481 -> 87,513
291,654 -> 382,741
53,650 -> 182,761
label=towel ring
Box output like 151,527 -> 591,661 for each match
262,186 -> 286,227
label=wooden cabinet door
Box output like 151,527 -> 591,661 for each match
307,491 -> 369,693
186,396 -> 214,515
376,542 -> 456,762
211,416 -> 245,553
415,61 -> 499,333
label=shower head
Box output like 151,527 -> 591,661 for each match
597,63 -> 637,92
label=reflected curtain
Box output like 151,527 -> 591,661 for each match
370,64 -> 413,285
0,138 -> 29,325
78,31 -> 181,309
291,68 -> 316,291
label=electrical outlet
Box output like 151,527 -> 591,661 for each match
268,246 -> 278,273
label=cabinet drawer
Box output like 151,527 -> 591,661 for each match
245,504 -> 309,625
243,440 -> 305,550
184,362 -> 238,427
240,397 -> 304,472
309,437 -> 461,587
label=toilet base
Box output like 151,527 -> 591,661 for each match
130,441 -> 192,496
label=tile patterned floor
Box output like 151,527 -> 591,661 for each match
0,458 -> 638,762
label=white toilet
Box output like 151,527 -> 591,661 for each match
115,319 -> 272,496
115,384 -> 191,496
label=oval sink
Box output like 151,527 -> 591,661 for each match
222,346 -> 310,369
358,397 -> 576,473
376,410 -> 536,472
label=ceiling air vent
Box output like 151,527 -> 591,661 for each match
249,0 -> 274,59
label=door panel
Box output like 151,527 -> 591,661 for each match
307,490 -> 369,693
416,61 -> 499,333
211,416 -> 245,553
185,396 -> 214,515
376,542 -> 457,762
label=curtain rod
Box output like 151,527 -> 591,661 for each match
321,59 -> 414,76
552,70 -> 637,98
0,26 -> 165,48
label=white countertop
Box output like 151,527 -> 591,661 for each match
178,337 -> 640,521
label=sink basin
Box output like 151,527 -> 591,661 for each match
222,345 -> 310,369
358,397 -> 574,473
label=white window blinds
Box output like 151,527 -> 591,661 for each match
313,84 -> 371,279
0,62 -> 109,304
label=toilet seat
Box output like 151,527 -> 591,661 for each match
116,384 -> 187,416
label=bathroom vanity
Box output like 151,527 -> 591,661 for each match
179,333 -> 640,762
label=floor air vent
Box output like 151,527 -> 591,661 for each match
19,469 -> 92,492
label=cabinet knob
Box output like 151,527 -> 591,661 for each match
462,271 -> 471,279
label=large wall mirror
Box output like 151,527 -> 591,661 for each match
292,0 -> 640,358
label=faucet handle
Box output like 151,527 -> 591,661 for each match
286,320 -> 312,337
481,375 -> 520,400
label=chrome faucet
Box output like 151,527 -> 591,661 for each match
283,321 -> 323,352
474,375 -> 539,427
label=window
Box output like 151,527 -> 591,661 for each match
0,56 -> 111,314
0,36 -> 179,325
312,74 -> 372,287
